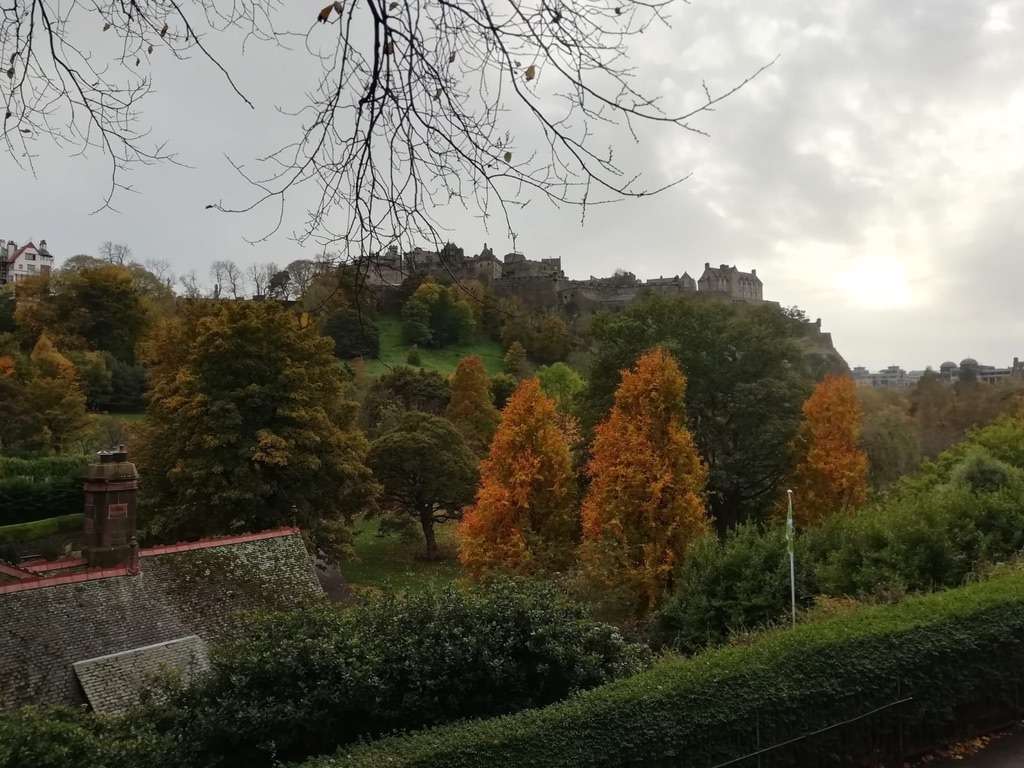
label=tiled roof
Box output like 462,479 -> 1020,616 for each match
73,635 -> 210,714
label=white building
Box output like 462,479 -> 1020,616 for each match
0,239 -> 54,285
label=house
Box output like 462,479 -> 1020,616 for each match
0,239 -> 54,285
0,448 -> 324,713
697,263 -> 763,303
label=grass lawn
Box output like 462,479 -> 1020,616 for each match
341,517 -> 462,592
362,316 -> 505,378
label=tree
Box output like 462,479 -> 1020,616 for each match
401,281 -> 475,348
139,301 -> 376,560
502,312 -> 572,364
367,412 -> 479,559
504,341 -> 528,378
178,271 -> 203,299
446,356 -> 500,455
248,263 -> 278,298
285,260 -> 318,299
858,389 -> 921,490
267,270 -> 291,299
210,260 -> 246,299
361,366 -> 450,435
0,0 -> 764,247
458,379 -> 576,576
98,241 -> 132,265
580,348 -> 709,614
536,363 -> 585,414
324,309 -> 380,359
490,374 -> 518,410
585,296 -> 814,530
788,374 -> 869,525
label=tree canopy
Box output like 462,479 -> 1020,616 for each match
446,356 -> 500,456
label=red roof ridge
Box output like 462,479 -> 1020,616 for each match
0,564 -> 133,594
0,562 -> 40,581
139,527 -> 301,558
23,557 -> 88,574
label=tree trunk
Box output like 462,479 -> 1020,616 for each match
420,511 -> 439,560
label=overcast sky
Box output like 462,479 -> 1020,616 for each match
3,0 -> 1022,370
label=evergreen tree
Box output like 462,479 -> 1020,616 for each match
581,348 -> 709,614
458,379 -> 576,576
503,341 -> 527,378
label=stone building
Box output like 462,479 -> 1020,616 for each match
697,263 -> 763,303
0,449 -> 323,713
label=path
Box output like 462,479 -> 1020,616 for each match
930,727 -> 1024,767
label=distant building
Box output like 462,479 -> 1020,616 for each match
853,357 -> 1024,388
698,263 -> 763,303
0,448 -> 323,713
0,239 -> 54,285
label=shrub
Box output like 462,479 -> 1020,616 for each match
324,309 -> 381,360
315,567 -> 1024,768
490,373 -> 517,409
151,579 -> 650,768
0,456 -> 88,526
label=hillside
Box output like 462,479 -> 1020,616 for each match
361,316 -> 506,378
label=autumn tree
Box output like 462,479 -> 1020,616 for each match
458,379 -> 576,576
139,301 -> 376,560
367,412 -> 478,559
504,342 -> 528,378
580,348 -> 709,614
788,374 -> 869,525
446,356 -> 500,455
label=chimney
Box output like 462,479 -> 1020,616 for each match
82,446 -> 140,570
751,268 -> 757,276
704,262 -> 710,270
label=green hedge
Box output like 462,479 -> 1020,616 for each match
314,568 -> 1024,768
0,514 -> 83,546
0,456 -> 87,526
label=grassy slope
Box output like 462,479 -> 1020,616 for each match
362,317 -> 505,378
341,517 -> 462,592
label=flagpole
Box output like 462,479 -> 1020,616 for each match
786,488 -> 796,627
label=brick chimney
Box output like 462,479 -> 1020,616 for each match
82,446 -> 139,570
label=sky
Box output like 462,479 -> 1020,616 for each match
3,0 -> 1023,371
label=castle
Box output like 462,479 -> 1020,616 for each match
365,243 -> 766,314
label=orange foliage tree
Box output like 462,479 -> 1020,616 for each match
458,378 -> 577,576
446,355 -> 500,456
789,373 -> 869,524
580,347 -> 709,613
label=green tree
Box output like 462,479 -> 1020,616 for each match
536,362 -> 585,414
401,280 -> 475,348
140,302 -> 376,560
503,341 -> 528,378
490,373 -> 518,409
362,366 -> 450,435
446,356 -> 500,455
367,412 -> 479,558
585,296 -> 814,530
858,389 -> 921,490
501,311 -> 571,364
324,309 -> 380,359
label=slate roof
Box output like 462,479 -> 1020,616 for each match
73,635 -> 210,714
0,528 -> 323,711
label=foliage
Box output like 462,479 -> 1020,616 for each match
581,348 -> 709,614
653,524 -> 813,653
501,312 -> 572,364
535,363 -> 584,414
341,517 -> 461,592
503,341 -> 527,378
490,373 -> 518,409
446,356 -> 500,455
145,580 -> 649,768
367,412 -> 479,558
788,374 -> 868,524
0,706 -> 167,768
0,513 -> 83,548
401,281 -> 475,348
585,296 -> 813,530
406,346 -> 422,366
321,567 -> 1024,768
858,389 -> 921,490
362,316 -> 505,379
139,301 -> 376,561
361,366 -> 450,435
324,309 -> 380,359
459,379 -> 577,576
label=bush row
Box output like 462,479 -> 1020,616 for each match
655,417 -> 1024,652
0,455 -> 89,481
313,566 -> 1024,768
0,455 -> 88,526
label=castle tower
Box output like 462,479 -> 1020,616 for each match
82,446 -> 140,569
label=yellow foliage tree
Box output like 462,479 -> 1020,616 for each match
446,355 -> 500,456
788,374 -> 869,524
458,378 -> 576,576
580,347 -> 709,613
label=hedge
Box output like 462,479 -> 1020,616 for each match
0,514 -> 83,546
0,456 -> 88,526
314,567 -> 1024,768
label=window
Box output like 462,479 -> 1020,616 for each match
24,252 -> 35,260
